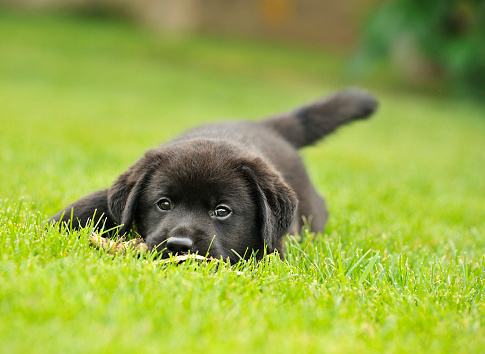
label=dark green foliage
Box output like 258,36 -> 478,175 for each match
356,0 -> 485,96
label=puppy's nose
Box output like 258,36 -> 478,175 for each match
166,237 -> 194,255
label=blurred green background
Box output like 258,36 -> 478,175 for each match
2,0 -> 485,96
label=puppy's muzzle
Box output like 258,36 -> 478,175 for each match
165,237 -> 194,255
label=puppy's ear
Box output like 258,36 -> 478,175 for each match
49,189 -> 118,232
241,159 -> 298,251
108,152 -> 158,236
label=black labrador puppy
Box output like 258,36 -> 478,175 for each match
51,89 -> 377,261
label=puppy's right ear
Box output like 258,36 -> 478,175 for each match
49,189 -> 118,232
108,152 -> 158,236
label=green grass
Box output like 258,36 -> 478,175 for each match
1,10 -> 485,353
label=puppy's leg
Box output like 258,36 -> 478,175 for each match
49,189 -> 118,232
263,89 -> 378,148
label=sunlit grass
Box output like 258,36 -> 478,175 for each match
1,10 -> 484,353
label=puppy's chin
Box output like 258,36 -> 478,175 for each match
147,241 -> 251,264
145,237 -> 229,261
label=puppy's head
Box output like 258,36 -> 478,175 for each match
107,139 -> 297,261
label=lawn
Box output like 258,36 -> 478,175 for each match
1,10 -> 484,353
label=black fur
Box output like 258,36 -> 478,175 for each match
50,89 -> 377,261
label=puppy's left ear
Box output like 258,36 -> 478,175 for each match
49,189 -> 118,232
241,159 -> 298,251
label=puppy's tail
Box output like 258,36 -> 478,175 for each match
262,89 -> 378,149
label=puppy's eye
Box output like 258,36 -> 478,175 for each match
214,206 -> 231,218
156,198 -> 172,211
